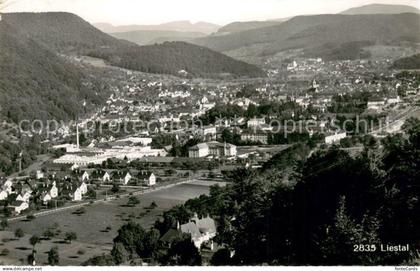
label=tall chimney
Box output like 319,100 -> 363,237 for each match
76,122 -> 80,149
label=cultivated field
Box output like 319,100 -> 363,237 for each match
0,181 -> 225,266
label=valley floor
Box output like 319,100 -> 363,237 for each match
0,180 -> 224,266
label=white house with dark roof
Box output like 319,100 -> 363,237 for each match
0,179 -> 13,200
42,192 -> 53,204
40,181 -> 58,204
16,189 -> 32,203
122,172 -> 132,185
71,163 -> 80,171
78,182 -> 88,195
144,173 -> 156,186
102,172 -> 111,183
9,200 -> 29,214
180,214 -> 217,249
82,171 -> 90,182
189,142 -> 237,158
189,143 -> 210,158
70,187 -> 82,201
0,190 -> 9,201
36,170 -> 44,180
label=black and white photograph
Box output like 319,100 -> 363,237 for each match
0,0 -> 419,269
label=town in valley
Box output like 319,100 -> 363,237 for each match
0,0 -> 419,267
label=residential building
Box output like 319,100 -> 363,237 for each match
123,172 -> 132,185
103,172 -> 111,183
325,131 -> 347,144
247,118 -> 266,128
241,133 -> 269,144
189,143 -> 210,158
180,214 -> 217,249
82,171 -> 90,182
16,190 -> 32,203
9,201 -> 29,215
189,142 -> 237,158
36,170 -> 44,180
367,99 -> 386,110
144,173 -> 156,186
70,187 -> 82,201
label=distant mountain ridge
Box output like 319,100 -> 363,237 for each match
192,13 -> 420,62
110,30 -> 206,45
2,12 -> 262,78
341,4 -> 420,15
94,20 -> 220,34
216,21 -> 283,34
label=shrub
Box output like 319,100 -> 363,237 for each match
14,228 -> 24,239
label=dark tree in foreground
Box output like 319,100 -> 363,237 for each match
210,248 -> 232,266
14,228 -> 24,238
43,229 -> 55,240
0,219 -> 8,230
83,254 -> 115,266
111,242 -> 129,265
48,247 -> 59,266
29,235 -> 40,251
127,196 -> 140,207
163,238 -> 202,266
112,222 -> 160,262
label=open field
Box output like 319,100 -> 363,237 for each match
0,181 -> 225,265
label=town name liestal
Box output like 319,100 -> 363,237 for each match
381,244 -> 410,252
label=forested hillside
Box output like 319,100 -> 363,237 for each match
89,41 -> 266,78
110,30 -> 206,45
0,21 -> 106,122
391,54 -> 420,70
193,13 -> 420,61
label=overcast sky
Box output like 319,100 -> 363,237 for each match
3,0 -> 419,25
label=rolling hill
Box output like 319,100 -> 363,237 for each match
110,30 -> 206,45
94,20 -> 220,34
192,13 -> 420,62
216,20 -> 283,34
0,20 -> 106,122
341,4 -> 420,15
2,12 -> 262,78
88,41 -> 266,78
1,12 -> 130,53
391,54 -> 420,70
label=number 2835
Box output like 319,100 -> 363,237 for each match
353,244 -> 377,252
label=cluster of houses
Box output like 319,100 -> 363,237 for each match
99,170 -> 156,186
0,166 -> 157,216
0,176 -> 60,215
71,164 -> 157,187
